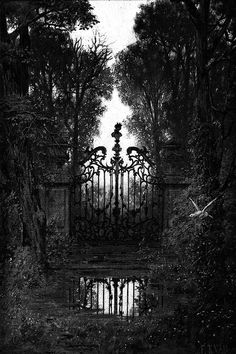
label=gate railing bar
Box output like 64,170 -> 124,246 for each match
138,280 -> 141,316
139,179 -> 142,237
96,281 -> 99,314
145,181 -> 148,217
83,277 -> 87,308
133,173 -> 136,226
108,278 -> 112,315
121,172 -> 124,224
90,281 -> 93,309
119,281 -> 123,317
113,279 -> 118,315
78,277 -> 81,311
97,169 -> 100,238
91,176 -> 94,228
109,171 -> 113,230
85,183 -> 88,232
103,280 -> 105,315
127,171 -> 130,230
126,278 -> 129,319
103,170 -> 106,239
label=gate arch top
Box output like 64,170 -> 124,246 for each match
77,123 -> 161,184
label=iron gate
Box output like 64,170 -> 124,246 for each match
72,123 -> 164,243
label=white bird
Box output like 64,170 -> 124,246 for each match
189,197 -> 217,219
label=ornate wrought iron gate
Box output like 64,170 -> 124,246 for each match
72,123 -> 164,243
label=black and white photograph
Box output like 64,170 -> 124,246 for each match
0,0 -> 235,353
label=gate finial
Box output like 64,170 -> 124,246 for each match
112,123 -> 122,140
111,123 -> 122,161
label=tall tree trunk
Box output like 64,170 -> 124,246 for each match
71,106 -> 80,238
21,179 -> 46,267
0,3 -> 9,97
1,97 -> 47,267
0,3 -> 8,43
192,1 -> 219,191
19,25 -> 30,95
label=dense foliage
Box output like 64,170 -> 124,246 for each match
115,1 -> 195,163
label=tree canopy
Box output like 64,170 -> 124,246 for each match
0,0 -> 113,265
115,1 -> 195,164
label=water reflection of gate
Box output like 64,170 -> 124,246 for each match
72,123 -> 163,242
68,276 -> 164,319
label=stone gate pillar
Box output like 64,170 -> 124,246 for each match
161,140 -> 189,229
41,168 -> 70,235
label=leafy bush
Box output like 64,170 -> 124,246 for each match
157,183 -> 236,352
2,246 -> 46,345
7,246 -> 45,289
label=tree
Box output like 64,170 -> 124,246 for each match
0,97 -> 51,265
134,1 -> 195,145
52,36 -> 113,176
115,41 -> 169,164
0,0 -> 97,96
115,1 -> 195,165
29,28 -> 113,160
175,0 -> 236,190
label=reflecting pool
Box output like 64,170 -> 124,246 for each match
68,276 -> 164,319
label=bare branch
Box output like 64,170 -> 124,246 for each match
182,0 -> 201,30
208,17 -> 232,59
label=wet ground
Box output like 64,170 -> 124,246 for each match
2,244 -> 178,353
64,244 -> 164,319
45,243 -> 175,322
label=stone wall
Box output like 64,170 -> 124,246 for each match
42,141 -> 189,236
41,184 -> 70,234
42,182 -> 189,236
163,180 -> 189,229
161,140 -> 190,229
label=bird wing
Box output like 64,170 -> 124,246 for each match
189,198 -> 200,211
203,197 -> 217,212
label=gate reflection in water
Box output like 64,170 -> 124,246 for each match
68,277 -> 163,318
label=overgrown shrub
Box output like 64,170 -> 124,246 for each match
159,183 -> 236,352
2,246 -> 46,346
